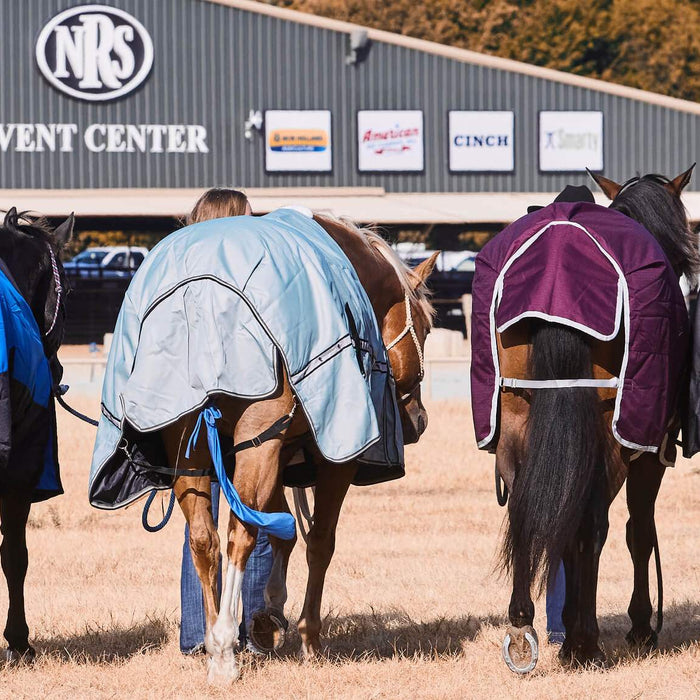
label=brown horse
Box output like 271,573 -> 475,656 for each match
160,215 -> 437,683
494,167 -> 698,671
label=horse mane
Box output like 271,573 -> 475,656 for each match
610,175 -> 700,285
316,214 -> 435,323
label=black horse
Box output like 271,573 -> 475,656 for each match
0,207 -> 73,662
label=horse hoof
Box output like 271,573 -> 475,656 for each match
626,627 -> 658,652
206,654 -> 239,685
3,646 -> 36,666
502,625 -> 538,674
559,643 -> 606,668
249,609 -> 288,653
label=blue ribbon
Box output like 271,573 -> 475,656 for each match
186,406 -> 296,540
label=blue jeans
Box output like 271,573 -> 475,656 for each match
546,561 -> 566,644
180,482 -> 274,653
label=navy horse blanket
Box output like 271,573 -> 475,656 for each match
89,208 -> 403,510
471,201 -> 688,453
0,267 -> 60,501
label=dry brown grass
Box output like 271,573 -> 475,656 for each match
1,396 -> 699,698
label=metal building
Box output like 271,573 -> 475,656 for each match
2,0 -> 700,224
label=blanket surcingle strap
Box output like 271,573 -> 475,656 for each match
187,406 -> 296,540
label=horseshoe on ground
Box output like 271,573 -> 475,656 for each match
502,625 -> 539,674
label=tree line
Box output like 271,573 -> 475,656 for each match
269,0 -> 700,102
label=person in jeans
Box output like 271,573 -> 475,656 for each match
179,188 -> 273,655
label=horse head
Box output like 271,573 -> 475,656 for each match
589,165 -> 700,284
383,252 -> 438,444
0,208 -> 74,360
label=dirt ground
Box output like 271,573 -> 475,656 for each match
0,396 -> 698,699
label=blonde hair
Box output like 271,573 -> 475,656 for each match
186,188 -> 250,225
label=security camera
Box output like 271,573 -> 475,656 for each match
244,110 -> 263,141
350,30 -> 368,52
346,30 -> 369,65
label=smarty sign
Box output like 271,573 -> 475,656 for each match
539,111 -> 603,172
449,111 -> 514,172
265,111 -> 332,172
36,5 -> 154,102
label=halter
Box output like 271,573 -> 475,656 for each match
385,293 -> 424,397
45,244 -> 63,337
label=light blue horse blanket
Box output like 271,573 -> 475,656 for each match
89,208 -> 403,524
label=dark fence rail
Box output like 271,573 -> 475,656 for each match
64,274 -> 131,344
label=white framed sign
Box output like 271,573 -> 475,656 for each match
265,110 -> 332,172
449,111 -> 514,172
539,111 -> 603,172
357,110 -> 424,172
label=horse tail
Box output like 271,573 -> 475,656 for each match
502,321 -> 608,592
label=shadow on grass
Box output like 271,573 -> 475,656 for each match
278,609 -> 506,661
35,615 -> 173,663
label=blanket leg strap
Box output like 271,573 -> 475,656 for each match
653,526 -> 663,634
495,466 -> 508,507
188,406 -> 296,541
142,489 -> 177,532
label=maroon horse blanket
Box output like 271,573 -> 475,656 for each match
471,201 -> 688,453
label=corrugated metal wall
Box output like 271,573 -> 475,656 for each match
1,0 -> 698,192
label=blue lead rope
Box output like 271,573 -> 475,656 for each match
186,406 -> 296,540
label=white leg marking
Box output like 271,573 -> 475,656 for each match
206,562 -> 244,685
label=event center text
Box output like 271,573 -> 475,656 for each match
0,123 -> 209,153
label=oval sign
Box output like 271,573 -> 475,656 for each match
36,5 -> 154,102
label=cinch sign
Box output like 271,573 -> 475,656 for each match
449,111 -> 514,172
269,129 -> 329,153
35,5 -> 154,102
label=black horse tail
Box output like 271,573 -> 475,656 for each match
502,322 -> 607,592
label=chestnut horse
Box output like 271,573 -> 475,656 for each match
161,215 -> 436,683
496,167 -> 698,671
0,208 -> 73,662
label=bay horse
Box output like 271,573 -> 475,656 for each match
0,207 -> 73,662
492,167 -> 698,671
159,214 -> 437,683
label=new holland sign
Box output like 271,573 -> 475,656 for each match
35,5 -> 154,102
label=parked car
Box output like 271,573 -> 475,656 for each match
64,246 -> 149,279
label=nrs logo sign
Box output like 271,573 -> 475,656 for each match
35,5 -> 154,102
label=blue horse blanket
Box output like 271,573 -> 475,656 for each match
89,208 -> 403,510
0,268 -> 60,501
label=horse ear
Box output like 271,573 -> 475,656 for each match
53,212 -> 74,247
587,169 -> 621,200
412,251 -> 440,288
3,207 -> 19,232
666,164 -> 695,196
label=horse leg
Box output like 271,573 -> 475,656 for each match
625,453 -> 665,650
249,488 -> 297,653
560,487 -> 609,666
209,391 -> 294,682
162,423 -> 221,663
0,495 -> 34,663
298,460 -> 356,659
